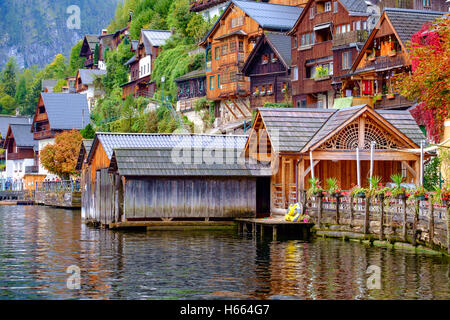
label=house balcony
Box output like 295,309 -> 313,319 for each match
342,94 -> 413,109
25,166 -> 39,174
33,130 -> 53,140
7,153 -> 22,160
358,53 -> 407,73
332,30 -> 369,48
84,58 -> 94,68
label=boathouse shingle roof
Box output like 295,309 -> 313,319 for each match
40,93 -> 90,130
110,147 -> 272,177
258,108 -> 335,153
91,133 -> 249,162
257,105 -> 425,153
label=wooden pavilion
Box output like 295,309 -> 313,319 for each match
244,105 -> 427,213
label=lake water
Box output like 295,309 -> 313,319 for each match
0,205 -> 448,300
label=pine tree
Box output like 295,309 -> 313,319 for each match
2,57 -> 17,97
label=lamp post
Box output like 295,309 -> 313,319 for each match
161,76 -> 165,107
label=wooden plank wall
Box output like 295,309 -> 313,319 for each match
123,177 -> 257,219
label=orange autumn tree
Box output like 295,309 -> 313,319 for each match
40,130 -> 83,179
394,16 -> 450,143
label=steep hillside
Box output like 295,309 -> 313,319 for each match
0,0 -> 119,68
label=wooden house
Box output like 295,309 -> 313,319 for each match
200,0 -> 303,126
288,0 -> 378,109
82,133 -> 270,225
339,8 -> 445,109
241,33 -> 292,109
244,105 -> 427,212
100,147 -> 271,226
376,0 -> 449,12
80,35 -> 100,69
174,69 -> 206,112
121,29 -> 172,100
75,69 -> 107,111
31,93 -> 90,177
76,139 -> 93,220
3,124 -> 38,180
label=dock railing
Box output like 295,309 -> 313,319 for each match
36,180 -> 81,192
0,179 -> 24,191
297,190 -> 450,254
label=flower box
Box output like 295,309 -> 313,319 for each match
260,92 -> 266,96
267,91 -> 273,95
397,193 -> 406,200
386,94 -> 395,99
356,192 -> 366,198
389,51 -> 396,57
262,60 -> 268,65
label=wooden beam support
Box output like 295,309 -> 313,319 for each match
402,161 -> 416,178
230,99 -> 247,118
222,100 -> 238,119
304,160 -> 320,177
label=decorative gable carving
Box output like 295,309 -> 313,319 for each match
319,116 -> 405,151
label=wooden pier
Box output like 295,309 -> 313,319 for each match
236,217 -> 314,240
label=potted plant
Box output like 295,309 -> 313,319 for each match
253,88 -> 260,96
260,90 -> 266,96
271,57 -> 278,63
314,66 -> 330,81
434,185 -> 450,206
307,177 -> 323,198
351,185 -> 367,198
326,177 -> 342,198
390,173 -> 406,199
386,92 -> 395,99
411,185 -> 428,201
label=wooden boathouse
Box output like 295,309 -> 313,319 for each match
245,105 -> 427,213
82,133 -> 271,227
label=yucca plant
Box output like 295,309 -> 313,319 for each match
390,173 -> 406,199
326,177 -> 341,196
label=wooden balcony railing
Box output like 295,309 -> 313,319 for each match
84,58 -> 94,67
25,166 -> 39,174
333,30 -> 369,47
359,53 -> 407,72
33,130 -> 53,140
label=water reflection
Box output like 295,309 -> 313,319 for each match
0,206 -> 448,300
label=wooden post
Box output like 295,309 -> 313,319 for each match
428,198 -> 434,247
317,194 -> 323,228
379,195 -> 385,240
253,223 -> 257,237
349,196 -> 354,228
447,205 -> 450,255
364,196 -> 370,235
260,224 -> 264,239
273,226 -> 277,241
412,199 -> 419,246
402,197 -> 407,241
335,195 -> 340,224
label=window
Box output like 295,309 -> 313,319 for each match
423,0 -> 430,7
342,51 -> 351,70
292,66 -> 298,81
347,24 -> 351,32
310,6 -> 315,19
217,75 -> 220,89
198,79 -> 203,92
333,1 -> 338,13
355,21 -> 361,31
363,21 -> 367,30
311,32 -> 315,44
238,41 -> 244,52
230,41 -> 236,53
262,54 -> 269,64
209,76 -> 215,90
268,84 -> 273,93
301,34 -> 306,46
214,47 -> 220,60
336,25 -> 340,34
222,44 -> 228,55
325,1 -> 331,12
301,100 -> 307,108
294,37 -> 297,48
231,16 -> 244,28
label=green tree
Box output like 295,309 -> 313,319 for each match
2,57 -> 18,97
80,124 -> 96,139
167,0 -> 194,37
68,40 -> 85,76
53,79 -> 67,93
14,75 -> 27,111
0,94 -> 17,114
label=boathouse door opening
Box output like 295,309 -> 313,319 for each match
256,177 -> 271,218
